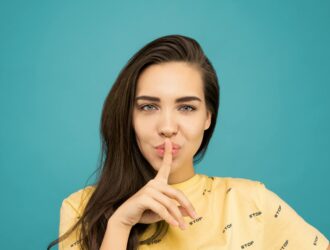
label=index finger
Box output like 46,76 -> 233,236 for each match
155,138 -> 172,183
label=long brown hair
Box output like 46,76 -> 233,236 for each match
47,34 -> 220,250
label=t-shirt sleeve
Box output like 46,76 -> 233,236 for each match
256,182 -> 329,250
58,198 -> 82,250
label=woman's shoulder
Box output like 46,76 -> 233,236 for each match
200,174 -> 265,195
202,174 -> 264,187
200,174 -> 268,206
61,185 -> 96,215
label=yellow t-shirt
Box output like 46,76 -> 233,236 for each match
58,174 -> 329,250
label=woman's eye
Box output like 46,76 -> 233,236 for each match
140,104 -> 157,111
179,105 -> 196,112
139,104 -> 196,112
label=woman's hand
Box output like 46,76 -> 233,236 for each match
110,138 -> 198,230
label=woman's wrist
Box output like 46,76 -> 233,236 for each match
108,212 -> 133,232
100,214 -> 132,250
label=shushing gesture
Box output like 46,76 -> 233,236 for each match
110,138 -> 198,230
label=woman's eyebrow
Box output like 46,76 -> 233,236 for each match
135,95 -> 202,103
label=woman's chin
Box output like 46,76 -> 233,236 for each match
150,157 -> 178,171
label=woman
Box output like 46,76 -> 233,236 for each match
47,34 -> 329,250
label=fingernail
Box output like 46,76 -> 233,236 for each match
165,139 -> 169,148
172,220 -> 179,227
180,222 -> 187,230
194,212 -> 198,219
190,210 -> 198,219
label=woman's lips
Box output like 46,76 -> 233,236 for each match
155,142 -> 181,150
155,148 -> 180,157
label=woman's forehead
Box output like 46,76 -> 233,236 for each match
135,62 -> 204,98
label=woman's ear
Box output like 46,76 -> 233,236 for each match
204,111 -> 212,130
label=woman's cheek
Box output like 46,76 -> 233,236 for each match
135,117 -> 152,138
182,122 -> 205,152
182,119 -> 205,138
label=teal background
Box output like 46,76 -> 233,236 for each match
0,0 -> 329,249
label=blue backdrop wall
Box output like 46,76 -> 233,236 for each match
0,1 -> 329,249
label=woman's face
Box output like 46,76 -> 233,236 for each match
133,62 -> 211,182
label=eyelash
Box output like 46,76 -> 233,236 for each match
138,104 -> 196,112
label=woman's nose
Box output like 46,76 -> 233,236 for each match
158,111 -> 178,137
